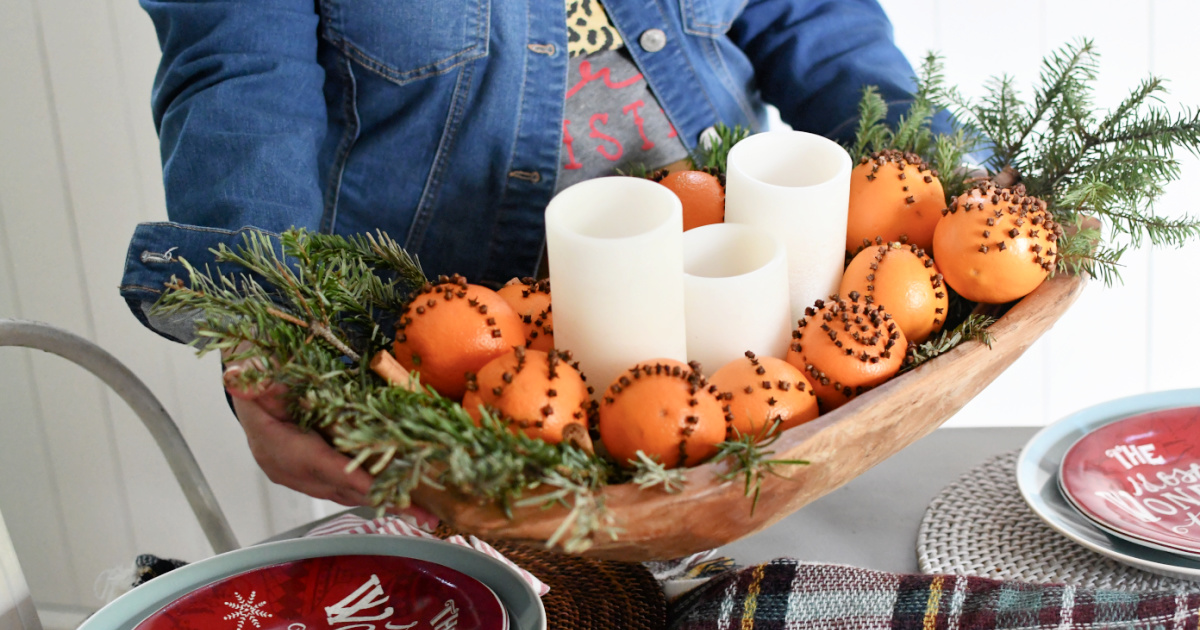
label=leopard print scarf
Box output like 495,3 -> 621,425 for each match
566,0 -> 625,57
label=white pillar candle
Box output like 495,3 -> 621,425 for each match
724,130 -> 852,322
683,223 -> 792,373
545,176 -> 688,393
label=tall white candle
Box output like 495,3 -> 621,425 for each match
683,223 -> 792,374
724,130 -> 852,322
545,176 -> 688,393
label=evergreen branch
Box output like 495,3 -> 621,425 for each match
940,40 -> 1200,275
933,128 -> 982,201
712,421 -> 808,513
1097,207 -> 1200,248
305,230 -> 427,288
902,314 -> 996,373
1054,226 -> 1126,286
1005,39 -> 1098,165
891,53 -> 944,156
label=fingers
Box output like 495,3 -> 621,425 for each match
224,363 -> 290,418
222,340 -> 289,418
233,394 -> 373,507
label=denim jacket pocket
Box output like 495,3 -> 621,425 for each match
320,0 -> 490,85
679,0 -> 747,37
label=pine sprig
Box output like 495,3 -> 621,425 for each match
891,53 -> 945,157
847,53 -> 980,197
944,39 -> 1200,282
1053,222 -> 1127,287
851,85 -> 891,159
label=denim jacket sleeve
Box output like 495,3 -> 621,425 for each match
729,0 -> 921,142
122,0 -> 326,341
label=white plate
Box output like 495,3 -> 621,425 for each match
1016,388 -> 1200,581
79,535 -> 546,630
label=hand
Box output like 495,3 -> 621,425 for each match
223,357 -> 374,507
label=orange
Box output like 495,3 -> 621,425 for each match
462,347 -> 592,444
784,295 -> 906,411
933,183 -> 1062,304
839,242 -> 949,344
393,275 -> 526,400
496,277 -> 554,352
846,151 -> 945,254
657,169 -> 725,231
709,352 -> 819,439
597,359 -> 729,469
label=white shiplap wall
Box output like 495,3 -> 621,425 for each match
0,0 -> 331,620
0,0 -> 1197,618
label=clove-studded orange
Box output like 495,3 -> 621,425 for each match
846,150 -> 945,254
393,275 -> 526,400
709,352 -> 819,439
785,295 -> 906,411
462,347 -> 592,444
656,169 -> 726,231
839,242 -> 949,344
933,182 -> 1063,304
496,277 -> 554,352
597,359 -> 730,469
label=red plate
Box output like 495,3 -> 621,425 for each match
134,554 -> 508,630
1059,405 -> 1200,557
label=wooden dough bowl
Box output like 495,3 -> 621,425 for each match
414,270 -> 1088,561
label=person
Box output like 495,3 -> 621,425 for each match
120,0 -> 928,507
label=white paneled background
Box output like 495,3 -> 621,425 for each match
0,0 -> 1198,625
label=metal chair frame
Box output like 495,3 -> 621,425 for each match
0,318 -> 240,629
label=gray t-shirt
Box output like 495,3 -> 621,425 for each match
557,0 -> 689,190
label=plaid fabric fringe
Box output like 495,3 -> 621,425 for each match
669,559 -> 1200,630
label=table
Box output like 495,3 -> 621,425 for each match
717,426 -> 1038,572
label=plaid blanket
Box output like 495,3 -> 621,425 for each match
669,560 -> 1200,630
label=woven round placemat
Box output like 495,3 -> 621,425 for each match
918,450 -> 1200,592
432,524 -> 666,630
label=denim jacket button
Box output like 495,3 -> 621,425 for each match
639,29 -> 667,53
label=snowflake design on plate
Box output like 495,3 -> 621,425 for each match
222,590 -> 273,629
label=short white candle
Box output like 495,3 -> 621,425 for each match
683,223 -> 792,374
724,130 -> 852,322
545,176 -> 688,393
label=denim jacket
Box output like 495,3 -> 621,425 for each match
121,0 -> 921,341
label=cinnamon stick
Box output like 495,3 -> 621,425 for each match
370,349 -> 418,391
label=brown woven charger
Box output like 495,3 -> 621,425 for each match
435,525 -> 667,630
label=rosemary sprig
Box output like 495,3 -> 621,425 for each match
902,314 -> 996,373
154,230 -> 623,551
712,421 -> 808,513
629,451 -> 688,494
